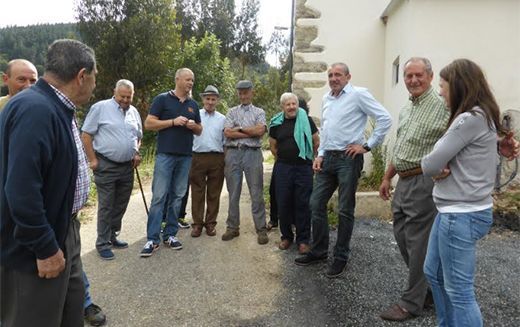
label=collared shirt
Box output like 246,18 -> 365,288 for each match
193,108 -> 226,153
392,87 -> 450,171
224,103 -> 266,148
49,84 -> 90,214
149,91 -> 201,155
318,83 -> 392,156
82,98 -> 143,162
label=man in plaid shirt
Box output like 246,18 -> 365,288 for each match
378,57 -> 449,321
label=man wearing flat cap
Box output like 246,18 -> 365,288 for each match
222,80 -> 269,244
189,85 -> 226,237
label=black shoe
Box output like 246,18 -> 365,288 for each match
294,253 -> 327,266
178,218 -> 190,229
97,249 -> 115,260
84,303 -> 107,326
424,290 -> 434,309
326,259 -> 347,278
266,221 -> 278,231
110,238 -> 128,249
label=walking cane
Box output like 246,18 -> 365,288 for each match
135,167 -> 149,215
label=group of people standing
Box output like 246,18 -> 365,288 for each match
0,36 -> 519,327
378,57 -> 519,326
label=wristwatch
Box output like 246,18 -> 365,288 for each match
238,126 -> 243,133
362,143 -> 371,152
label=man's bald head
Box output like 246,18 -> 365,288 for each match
2,59 -> 38,96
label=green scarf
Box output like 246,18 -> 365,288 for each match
269,108 -> 314,160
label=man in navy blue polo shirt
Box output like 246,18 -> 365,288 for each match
140,68 -> 202,257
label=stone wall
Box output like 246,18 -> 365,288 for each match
292,0 -> 328,103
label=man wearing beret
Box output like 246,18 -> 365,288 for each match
222,80 -> 269,244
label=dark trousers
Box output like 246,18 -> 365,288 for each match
274,161 -> 312,244
189,152 -> 225,227
269,171 -> 278,224
1,217 -> 84,327
180,179 -> 189,218
309,151 -> 363,261
392,174 -> 437,315
94,155 -> 134,251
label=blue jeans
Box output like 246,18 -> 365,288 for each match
424,209 -> 492,327
146,153 -> 192,244
309,151 -> 363,261
83,271 -> 92,309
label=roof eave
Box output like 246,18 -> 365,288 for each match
380,0 -> 404,23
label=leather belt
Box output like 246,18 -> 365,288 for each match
226,144 -> 260,150
193,151 -> 223,154
397,167 -> 423,178
95,152 -> 132,165
326,150 -> 346,156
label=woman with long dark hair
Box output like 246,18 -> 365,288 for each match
421,59 -> 506,327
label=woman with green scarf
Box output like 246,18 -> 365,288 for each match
269,93 -> 319,254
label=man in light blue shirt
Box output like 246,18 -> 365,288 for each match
82,79 -> 142,260
189,85 -> 226,237
295,62 -> 392,278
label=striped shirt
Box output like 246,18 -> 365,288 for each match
224,104 -> 266,148
49,85 -> 90,214
392,87 -> 450,172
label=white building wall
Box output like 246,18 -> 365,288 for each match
384,0 -> 520,121
295,0 -> 520,174
295,0 -> 390,117
383,0 -> 520,156
382,0 -> 414,147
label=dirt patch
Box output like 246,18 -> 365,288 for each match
493,184 -> 520,232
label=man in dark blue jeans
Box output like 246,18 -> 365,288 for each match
295,62 -> 392,278
140,68 -> 202,257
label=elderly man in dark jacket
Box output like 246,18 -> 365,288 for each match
0,39 -> 97,327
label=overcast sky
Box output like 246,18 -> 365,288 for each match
0,0 -> 292,44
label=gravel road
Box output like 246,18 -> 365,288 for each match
80,169 -> 520,327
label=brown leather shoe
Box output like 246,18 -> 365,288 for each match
222,229 -> 239,241
205,225 -> 217,236
298,243 -> 310,254
379,304 -> 413,321
278,239 -> 292,250
191,225 -> 202,238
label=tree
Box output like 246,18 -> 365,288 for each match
267,28 -> 289,69
76,0 -> 181,116
232,0 -> 265,78
175,0 -> 236,58
175,0 -> 198,42
251,66 -> 289,122
206,0 -> 236,57
176,33 -> 235,114
0,23 -> 80,75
